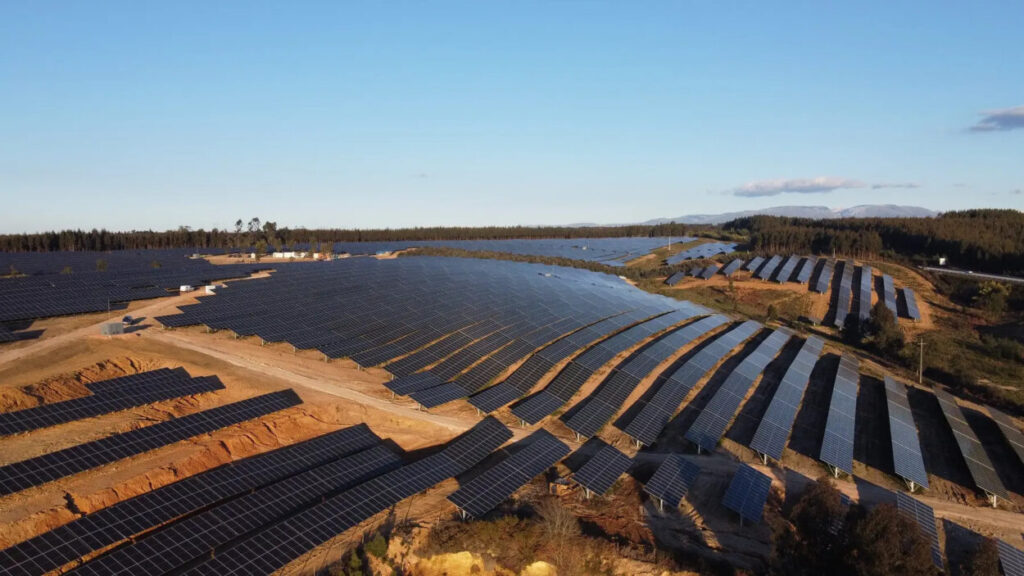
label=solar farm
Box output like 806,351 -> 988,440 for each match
1,242 -> 1022,575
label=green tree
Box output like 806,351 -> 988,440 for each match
845,504 -> 937,576
768,477 -> 848,576
766,304 -> 779,323
866,300 -> 905,360
254,240 -> 267,261
973,281 -> 1010,319
364,532 -> 388,559
959,537 -> 1001,576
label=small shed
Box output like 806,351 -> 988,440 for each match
101,323 -> 125,336
180,285 -> 194,293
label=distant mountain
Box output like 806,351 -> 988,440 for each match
642,204 -> 938,225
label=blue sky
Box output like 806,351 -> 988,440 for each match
1,2 -> 1021,233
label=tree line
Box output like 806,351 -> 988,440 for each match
725,209 -> 1024,275
0,220 -> 697,253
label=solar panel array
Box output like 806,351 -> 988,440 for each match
721,464 -> 772,524
744,256 -> 765,272
894,492 -> 944,569
794,256 -> 817,284
883,377 -> 930,489
933,389 -> 1008,499
665,242 -> 738,265
72,445 -> 403,576
512,306 -> 707,424
643,454 -> 700,509
856,265 -> 874,320
449,429 -> 570,517
0,424 -> 383,576
328,237 -> 679,267
0,390 -> 302,496
720,258 -> 744,277
182,417 -> 512,575
820,354 -> 859,475
468,313 -> 636,414
685,329 -> 792,453
0,369 -> 223,436
0,255 -> 261,322
755,255 -> 783,281
988,407 -> 1024,466
773,255 -> 799,283
812,259 -> 833,293
748,336 -> 825,461
998,540 -> 1024,576
571,443 -> 632,496
832,261 -> 854,328
157,258 -> 704,392
665,271 -> 687,286
901,287 -> 921,321
880,274 -> 898,320
621,321 -> 762,446
563,313 -> 726,438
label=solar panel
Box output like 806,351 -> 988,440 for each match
748,336 -> 825,461
833,261 -> 854,328
880,274 -> 898,320
448,429 -> 569,518
721,259 -> 744,277
685,329 -> 792,453
755,255 -> 783,280
564,313 -> 725,438
988,406 -> 1024,466
857,265 -> 873,320
773,255 -> 800,283
895,492 -> 943,569
998,540 -> 1024,576
0,370 -> 223,436
688,266 -> 703,278
820,354 -> 859,475
0,390 -> 302,497
721,464 -> 772,524
794,256 -> 816,284
72,445 -> 403,576
665,271 -> 687,286
699,265 -> 719,280
665,242 -> 738,265
0,424 -> 382,576
933,389 -> 1008,500
812,259 -> 833,293
182,417 -> 512,576
621,320 -> 761,446
572,444 -> 632,496
745,256 -> 765,272
643,454 -> 700,509
883,377 -> 929,489
901,287 -> 921,321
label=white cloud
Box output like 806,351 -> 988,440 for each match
871,182 -> 920,190
732,177 -> 865,197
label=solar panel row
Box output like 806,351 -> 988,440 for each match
620,321 -> 762,446
0,390 -> 302,497
880,274 -> 898,320
744,257 -> 765,272
511,306 -> 706,424
181,417 -> 512,575
563,313 -> 725,438
72,445 -> 404,576
832,261 -> 854,328
794,256 -> 817,284
720,259 -> 744,277
748,336 -> 825,462
856,265 -> 873,321
0,369 -> 223,436
812,260 -> 833,294
665,242 -> 737,265
685,329 -> 792,453
773,255 -> 800,283
820,354 -> 859,475
998,540 -> 1024,576
901,287 -> 921,321
755,255 -> 783,281
0,424 -> 382,576
933,389 -> 1008,500
988,407 -> 1024,466
665,271 -> 687,286
883,377 -> 930,489
448,429 -> 570,517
